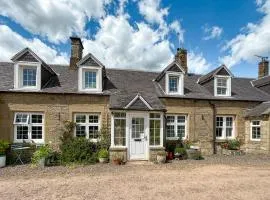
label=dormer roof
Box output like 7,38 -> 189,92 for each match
77,53 -> 105,68
11,47 -> 56,75
155,61 -> 186,82
197,65 -> 233,84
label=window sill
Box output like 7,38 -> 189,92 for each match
166,137 -> 186,140
250,139 -> 261,142
215,138 -> 235,142
109,146 -> 127,150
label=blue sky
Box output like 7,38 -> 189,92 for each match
0,0 -> 270,78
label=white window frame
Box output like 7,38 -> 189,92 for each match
215,116 -> 235,140
13,112 -> 44,144
166,115 -> 188,140
74,113 -> 101,142
214,76 -> 231,97
78,66 -> 102,93
250,120 -> 261,141
165,72 -> 184,95
111,112 -> 127,147
149,113 -> 163,147
14,62 -> 41,90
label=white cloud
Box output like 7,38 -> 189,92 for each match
0,0 -> 111,43
0,25 -> 68,64
220,0 -> 270,67
203,25 -> 223,40
188,51 -> 210,74
169,20 -> 184,44
83,15 -> 172,70
137,0 -> 168,26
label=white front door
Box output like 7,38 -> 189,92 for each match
129,114 -> 148,160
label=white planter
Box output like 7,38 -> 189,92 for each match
0,155 -> 6,168
99,157 -> 108,163
156,155 -> 166,163
38,157 -> 46,168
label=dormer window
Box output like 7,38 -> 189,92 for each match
84,70 -> 97,89
169,76 -> 179,92
22,66 -> 37,87
14,63 -> 41,90
77,53 -> 105,93
165,72 -> 184,95
214,76 -> 231,96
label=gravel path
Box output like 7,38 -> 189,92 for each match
1,155 -> 270,200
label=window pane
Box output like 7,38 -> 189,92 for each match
226,128 -> 232,137
89,115 -> 99,123
216,127 -> 222,137
166,125 -> 175,137
17,126 -> 28,139
177,116 -> 185,123
89,126 -> 99,139
167,116 -> 175,123
76,115 -> 86,123
217,78 -> 227,87
252,127 -> 261,139
15,113 -> 28,123
23,68 -> 37,86
85,71 -> 97,89
32,126 -> 42,139
216,117 -> 223,127
177,125 -> 185,138
76,125 -> 86,137
169,76 -> 179,92
150,119 -> 160,146
150,113 -> 160,119
131,118 -> 144,138
114,113 -> 126,118
31,114 -> 42,123
217,87 -> 227,95
114,118 -> 126,146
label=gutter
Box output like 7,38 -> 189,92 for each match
209,101 -> 217,154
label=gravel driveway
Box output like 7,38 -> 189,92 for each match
1,155 -> 270,200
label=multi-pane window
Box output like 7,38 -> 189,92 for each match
216,116 -> 234,139
75,114 -> 100,140
149,113 -> 161,146
215,77 -> 231,96
84,71 -> 97,89
23,68 -> 37,87
169,76 -> 179,92
113,113 -> 126,146
14,113 -> 44,143
251,121 -> 261,141
166,115 -> 187,139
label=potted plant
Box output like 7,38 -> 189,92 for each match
111,154 -> 124,165
156,151 -> 166,163
31,145 -> 52,168
98,149 -> 109,163
174,147 -> 187,160
0,140 -> 9,168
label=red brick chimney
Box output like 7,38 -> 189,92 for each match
258,59 -> 269,79
175,48 -> 188,73
70,37 -> 84,70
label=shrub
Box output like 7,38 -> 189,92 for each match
98,149 -> 109,159
60,137 -> 99,164
0,140 -> 9,156
31,145 -> 53,165
227,139 -> 241,150
98,127 -> 110,150
174,147 -> 186,155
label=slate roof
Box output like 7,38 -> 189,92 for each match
245,101 -> 270,117
251,75 -> 270,87
0,62 -> 270,111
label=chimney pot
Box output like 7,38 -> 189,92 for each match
70,37 -> 84,70
175,48 -> 188,73
258,60 -> 269,79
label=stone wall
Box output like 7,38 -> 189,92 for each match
244,116 -> 270,154
161,98 -> 259,155
0,93 -> 110,145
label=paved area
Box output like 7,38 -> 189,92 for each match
1,155 -> 270,200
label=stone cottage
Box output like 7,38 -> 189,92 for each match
0,37 -> 269,161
